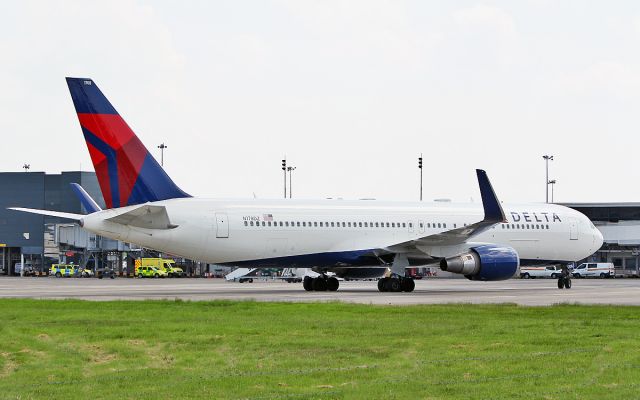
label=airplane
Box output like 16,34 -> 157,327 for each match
10,78 -> 604,293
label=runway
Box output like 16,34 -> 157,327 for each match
1,277 -> 639,305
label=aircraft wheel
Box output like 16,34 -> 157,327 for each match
557,279 -> 564,289
303,276 -> 313,291
312,277 -> 327,291
386,278 -> 402,292
327,277 -> 339,291
564,278 -> 571,289
377,278 -> 387,292
401,278 -> 415,292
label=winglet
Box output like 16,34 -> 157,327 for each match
476,169 -> 506,223
70,183 -> 102,214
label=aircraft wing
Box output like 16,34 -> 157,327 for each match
385,169 -> 506,253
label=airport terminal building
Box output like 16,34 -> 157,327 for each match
0,171 -> 126,274
562,203 -> 640,277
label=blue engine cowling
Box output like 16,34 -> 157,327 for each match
439,244 -> 519,281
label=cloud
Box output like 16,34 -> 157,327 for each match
560,61 -> 640,96
453,4 -> 517,37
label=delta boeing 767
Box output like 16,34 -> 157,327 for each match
10,78 -> 603,293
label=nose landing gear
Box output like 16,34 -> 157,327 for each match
557,275 -> 571,289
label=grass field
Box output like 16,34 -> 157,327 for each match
0,300 -> 638,399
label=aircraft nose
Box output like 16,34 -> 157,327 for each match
594,227 -> 604,250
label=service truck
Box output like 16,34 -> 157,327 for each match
135,258 -> 184,277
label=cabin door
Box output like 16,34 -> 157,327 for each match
569,218 -> 578,240
216,213 -> 229,238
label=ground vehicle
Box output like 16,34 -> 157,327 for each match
520,265 -> 564,279
136,266 -> 168,278
50,264 -> 78,277
572,262 -> 615,278
136,258 -> 184,277
15,263 -> 36,276
79,268 -> 94,278
97,267 -> 116,279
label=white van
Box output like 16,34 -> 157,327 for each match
520,265 -> 563,279
572,262 -> 615,278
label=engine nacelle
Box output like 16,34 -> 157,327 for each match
439,245 -> 519,281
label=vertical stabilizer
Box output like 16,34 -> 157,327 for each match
65,77 -> 190,209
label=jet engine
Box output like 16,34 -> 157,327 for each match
439,244 -> 519,281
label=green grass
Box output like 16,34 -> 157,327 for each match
0,300 -> 638,399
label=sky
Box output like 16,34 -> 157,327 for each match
2,0 -> 640,204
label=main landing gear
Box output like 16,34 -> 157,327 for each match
303,275 -> 339,292
377,276 -> 415,293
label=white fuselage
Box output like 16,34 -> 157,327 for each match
80,198 -> 603,267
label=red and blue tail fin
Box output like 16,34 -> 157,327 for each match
66,77 -> 190,209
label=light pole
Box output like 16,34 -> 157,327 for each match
418,154 -> 423,201
287,166 -> 296,199
542,155 -> 554,203
548,179 -> 557,203
158,143 -> 167,166
281,159 -> 287,199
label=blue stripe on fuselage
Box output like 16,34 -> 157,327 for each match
223,249 -> 379,268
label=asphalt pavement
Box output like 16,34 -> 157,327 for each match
1,276 -> 638,306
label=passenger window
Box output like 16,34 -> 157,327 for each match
314,222 -> 318,227
268,222 -> 272,227
320,222 -> 323,227
438,223 -> 441,228
391,223 -> 395,228
250,221 -> 254,226
331,222 -> 335,227
302,222 -> 306,227
359,222 -> 363,227
443,223 -> 446,228
402,223 -> 406,228
244,221 -> 248,226
342,222 -> 346,227
285,222 -> 289,227
419,223 -> 423,228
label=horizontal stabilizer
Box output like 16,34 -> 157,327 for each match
8,207 -> 83,221
106,204 -> 177,230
